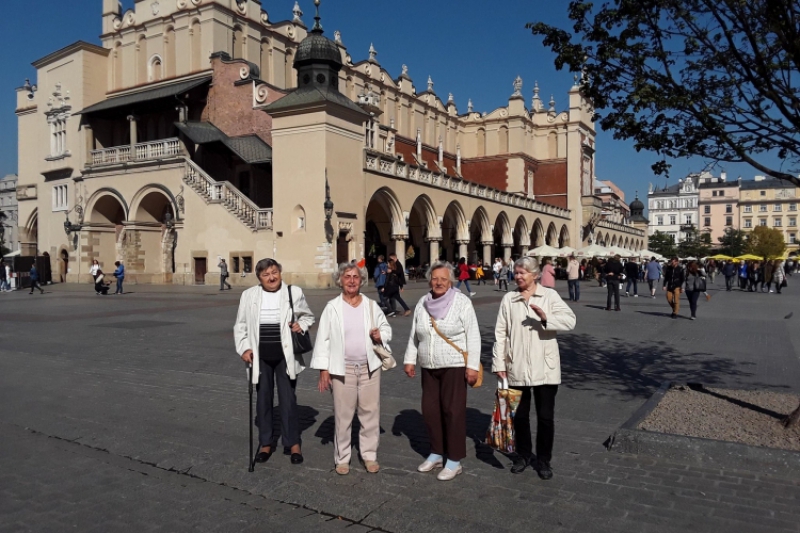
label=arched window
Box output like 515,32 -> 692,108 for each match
292,205 -> 306,232
149,55 -> 163,82
259,38 -> 270,83
498,126 -> 509,154
548,131 -> 558,158
232,26 -> 244,59
165,27 -> 176,78
190,19 -> 202,71
113,41 -> 123,89
477,128 -> 486,157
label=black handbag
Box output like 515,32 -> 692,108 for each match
287,285 -> 313,354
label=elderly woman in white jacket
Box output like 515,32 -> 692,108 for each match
234,258 -> 315,466
311,262 -> 392,475
404,261 -> 481,482
493,256 -> 576,480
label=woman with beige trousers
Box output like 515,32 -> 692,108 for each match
311,262 -> 393,475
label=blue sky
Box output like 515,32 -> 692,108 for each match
0,0 -> 774,202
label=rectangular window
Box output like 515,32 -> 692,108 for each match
760,191 -> 766,196
790,203 -> 797,212
48,116 -> 69,158
774,203 -> 782,212
725,216 -> 732,226
774,218 -> 782,227
759,218 -> 767,226
744,205 -> 752,213
704,217 -> 711,227
704,205 -> 711,214
744,219 -> 752,228
52,184 -> 68,212
685,215 -> 692,225
759,205 -> 767,212
242,256 -> 253,274
790,218 -> 797,227
791,233 -> 797,244
232,257 -> 240,273
656,216 -> 663,225
725,204 -> 732,214
669,215 -> 676,225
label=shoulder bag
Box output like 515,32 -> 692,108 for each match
287,285 -> 314,354
430,315 -> 483,388
369,300 -> 396,371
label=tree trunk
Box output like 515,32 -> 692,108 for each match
784,400 -> 800,428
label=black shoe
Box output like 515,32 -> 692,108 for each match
536,460 -> 553,480
510,455 -> 530,474
671,313 -> 677,319
615,307 -> 621,311
254,450 -> 272,463
291,453 -> 304,465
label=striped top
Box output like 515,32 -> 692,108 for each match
259,289 -> 283,363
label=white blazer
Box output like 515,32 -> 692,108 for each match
234,283 -> 315,384
310,295 -> 392,376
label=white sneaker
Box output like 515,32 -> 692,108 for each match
417,459 -> 443,472
469,292 -> 477,297
625,292 -> 629,297
634,294 -> 638,298
436,465 -> 462,481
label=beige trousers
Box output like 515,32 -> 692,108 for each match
331,363 -> 381,465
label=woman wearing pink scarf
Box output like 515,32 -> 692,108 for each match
404,261 -> 481,482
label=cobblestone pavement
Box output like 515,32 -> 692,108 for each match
1,277 -> 799,533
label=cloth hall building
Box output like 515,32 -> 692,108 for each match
14,0 -> 645,288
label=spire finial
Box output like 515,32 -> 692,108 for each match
427,76 -> 434,92
369,43 -> 378,62
467,99 -> 473,113
311,0 -> 323,32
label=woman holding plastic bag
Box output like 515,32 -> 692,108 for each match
492,256 -> 576,479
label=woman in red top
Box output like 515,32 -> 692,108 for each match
455,257 -> 477,297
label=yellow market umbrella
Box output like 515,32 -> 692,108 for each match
735,254 -> 763,261
707,254 -> 733,260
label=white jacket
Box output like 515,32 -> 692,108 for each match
492,285 -> 576,386
310,295 -> 392,376
404,292 -> 481,370
234,283 -> 315,384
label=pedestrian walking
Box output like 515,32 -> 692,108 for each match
738,261 -> 748,290
540,258 -> 556,289
373,255 -> 389,310
404,261 -> 481,481
624,258 -> 639,297
475,260 -> 486,285
219,258 -> 232,290
645,257 -> 661,298
234,258 -> 315,466
497,260 -> 509,292
566,254 -> 580,302
311,262 -> 392,475
455,257 -> 477,297
493,256 -> 576,479
2,261 -> 10,291
723,261 -> 736,291
113,261 -> 125,295
663,257 -> 686,319
29,264 -> 44,294
684,261 -> 707,320
0,259 -> 7,292
384,257 -> 411,317
773,259 -> 786,294
748,261 -> 761,292
493,257 -> 502,287
763,260 -> 775,293
604,255 -> 623,311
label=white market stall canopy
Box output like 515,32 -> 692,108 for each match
576,244 -> 610,258
527,245 -> 561,257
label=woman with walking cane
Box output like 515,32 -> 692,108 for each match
492,256 -> 575,479
234,258 -> 315,467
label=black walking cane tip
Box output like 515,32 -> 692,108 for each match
785,312 -> 793,319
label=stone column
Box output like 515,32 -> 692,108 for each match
127,115 -> 137,152
503,245 -> 512,263
456,240 -> 469,261
84,124 -> 94,163
482,242 -> 493,266
521,245 -> 529,256
392,234 -> 407,262
427,238 -> 441,263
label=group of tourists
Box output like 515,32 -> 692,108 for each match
89,259 -> 125,295
373,254 -> 413,317
233,256 -> 576,481
719,259 -> 787,294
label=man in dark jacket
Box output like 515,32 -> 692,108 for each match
722,261 -> 737,291
29,264 -> 44,295
662,257 -> 686,318
624,258 -> 639,297
604,255 -> 623,311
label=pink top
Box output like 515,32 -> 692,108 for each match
541,264 -> 556,288
343,299 -> 368,364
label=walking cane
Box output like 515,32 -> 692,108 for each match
247,364 -> 255,472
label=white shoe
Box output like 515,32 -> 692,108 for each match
417,459 -> 443,472
436,465 -> 462,481
625,292 -> 629,297
469,292 -> 477,297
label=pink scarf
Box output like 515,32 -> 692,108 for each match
423,288 -> 457,320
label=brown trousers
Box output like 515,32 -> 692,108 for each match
421,367 -> 467,461
666,287 -> 681,315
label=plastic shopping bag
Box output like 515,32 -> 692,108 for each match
486,378 -> 522,453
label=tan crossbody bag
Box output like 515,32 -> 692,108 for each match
430,316 -> 483,388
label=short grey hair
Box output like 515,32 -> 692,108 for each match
426,261 -> 457,284
255,258 -> 282,277
513,256 -> 541,277
333,262 -> 368,289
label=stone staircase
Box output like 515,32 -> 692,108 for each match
183,159 -> 273,231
